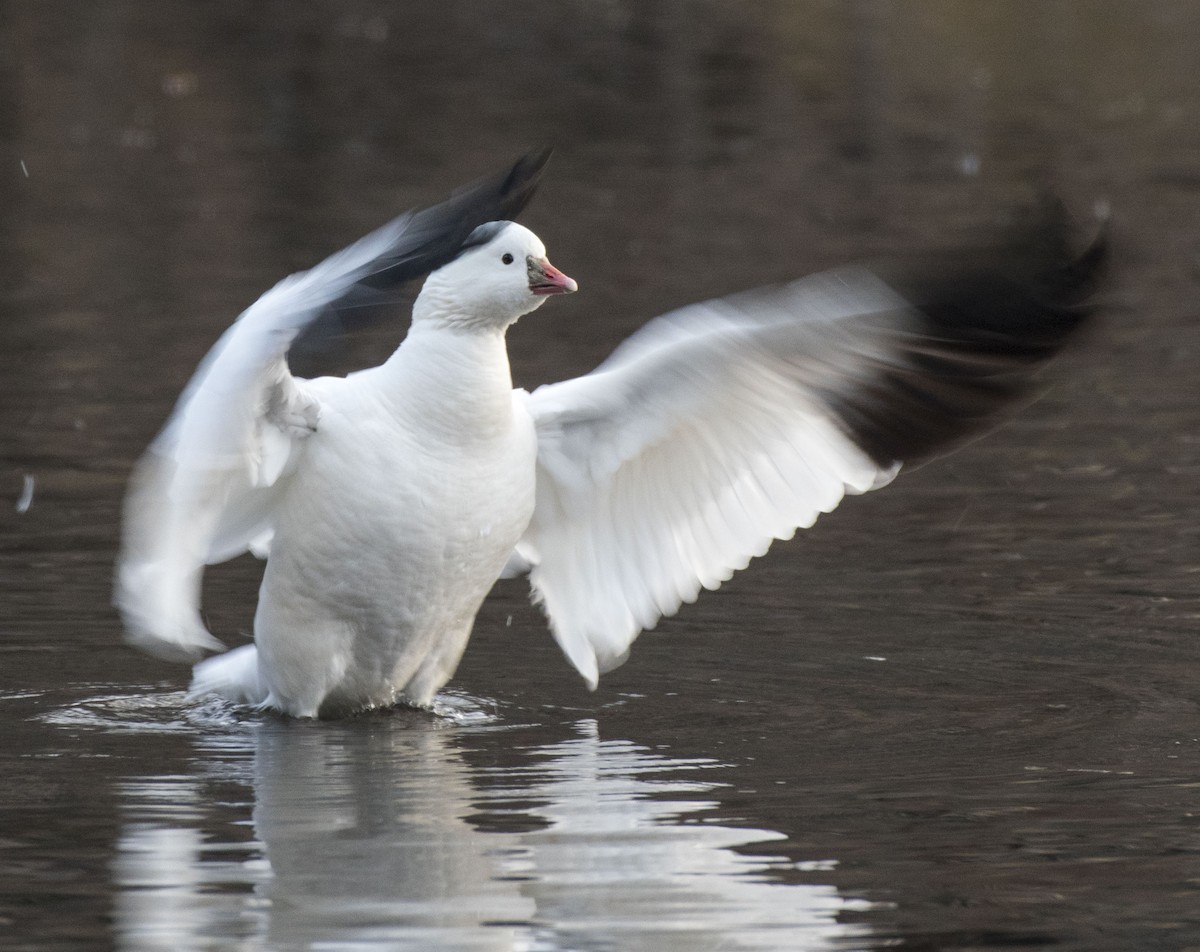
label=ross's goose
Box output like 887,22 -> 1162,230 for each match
115,151 -> 1105,717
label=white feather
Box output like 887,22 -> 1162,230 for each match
114,214 -> 432,662
521,266 -> 992,686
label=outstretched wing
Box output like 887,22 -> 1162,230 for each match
116,150 -> 551,661
521,212 -> 1106,686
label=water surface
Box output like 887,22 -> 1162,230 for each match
3,2 -> 1200,950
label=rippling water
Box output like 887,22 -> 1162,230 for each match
23,690 -> 869,951
3,2 -> 1200,950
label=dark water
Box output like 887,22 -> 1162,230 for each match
3,2 -> 1200,949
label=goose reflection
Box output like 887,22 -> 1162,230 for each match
114,711 -> 869,951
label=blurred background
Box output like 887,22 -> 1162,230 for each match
2,2 -> 1199,950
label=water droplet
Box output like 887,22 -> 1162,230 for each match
15,474 -> 34,514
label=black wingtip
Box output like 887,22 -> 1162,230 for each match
455,146 -> 552,231
885,198 -> 1109,340
499,146 -> 554,210
353,147 -> 553,293
1042,206 -> 1110,307
831,200 -> 1110,468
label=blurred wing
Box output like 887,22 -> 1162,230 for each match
116,150 -> 551,661
522,217 -> 1106,686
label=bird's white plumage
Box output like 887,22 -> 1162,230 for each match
518,269 -> 909,685
118,219 -> 555,715
117,213 -> 418,662
116,161 -> 1097,716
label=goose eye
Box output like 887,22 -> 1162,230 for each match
501,253 -> 514,265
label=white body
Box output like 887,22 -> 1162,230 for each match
243,329 -> 536,716
121,220 -> 567,717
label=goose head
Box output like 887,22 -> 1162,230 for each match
414,221 -> 576,330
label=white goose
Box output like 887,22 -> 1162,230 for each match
116,152 -> 1104,718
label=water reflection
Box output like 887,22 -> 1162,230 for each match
113,710 -> 868,951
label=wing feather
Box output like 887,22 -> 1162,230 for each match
116,151 -> 552,660
523,212 -> 1106,686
